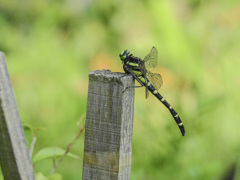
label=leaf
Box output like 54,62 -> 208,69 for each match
32,147 -> 79,164
35,173 -> 47,180
47,173 -> 62,180
23,124 -> 33,148
35,173 -> 62,180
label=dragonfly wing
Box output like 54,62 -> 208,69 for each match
146,71 -> 163,90
143,46 -> 158,68
136,59 -> 149,99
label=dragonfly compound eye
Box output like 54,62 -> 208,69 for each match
120,55 -> 126,60
120,50 -> 129,60
124,50 -> 130,55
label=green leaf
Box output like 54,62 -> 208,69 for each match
23,123 -> 33,148
48,173 -> 62,180
32,147 -> 79,164
35,173 -> 62,180
35,173 -> 47,180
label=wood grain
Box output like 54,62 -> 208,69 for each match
0,52 -> 35,180
83,70 -> 135,180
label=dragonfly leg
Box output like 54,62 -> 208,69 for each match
123,66 -> 145,93
120,74 -> 129,78
122,66 -> 146,93
122,85 -> 143,93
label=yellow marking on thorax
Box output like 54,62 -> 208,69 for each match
132,70 -> 142,76
178,123 -> 183,126
153,90 -> 158,94
139,76 -> 145,83
161,98 -> 165,102
147,82 -> 151,86
169,106 -> 173,109
174,114 -> 179,117
129,62 -> 139,67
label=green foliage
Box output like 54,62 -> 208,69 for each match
32,147 -> 79,164
0,0 -> 240,179
35,172 -> 62,180
23,123 -> 34,148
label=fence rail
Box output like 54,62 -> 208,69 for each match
0,52 -> 35,180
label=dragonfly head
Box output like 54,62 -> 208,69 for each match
119,50 -> 130,61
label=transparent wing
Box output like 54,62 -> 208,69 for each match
136,60 -> 149,98
143,46 -> 158,68
146,71 -> 163,90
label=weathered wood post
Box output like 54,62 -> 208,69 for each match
0,52 -> 35,180
82,70 -> 135,180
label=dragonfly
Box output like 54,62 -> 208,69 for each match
119,46 -> 185,136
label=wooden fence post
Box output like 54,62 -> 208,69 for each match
82,70 -> 135,180
0,52 -> 35,180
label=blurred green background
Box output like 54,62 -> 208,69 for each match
1,0 -> 240,179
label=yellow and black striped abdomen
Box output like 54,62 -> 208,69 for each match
148,84 -> 185,136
